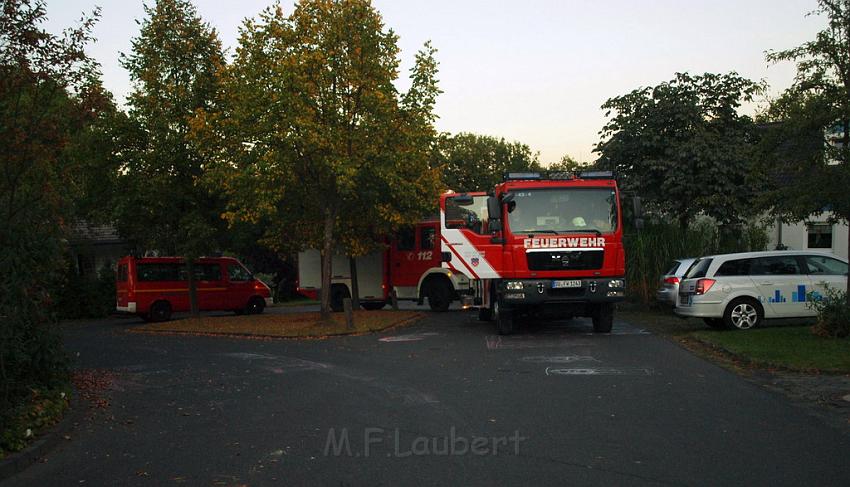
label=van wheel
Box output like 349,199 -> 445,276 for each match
330,285 -> 350,313
426,279 -> 453,312
723,298 -> 762,330
245,297 -> 265,315
592,303 -> 614,333
494,299 -> 516,335
361,302 -> 386,311
149,301 -> 172,322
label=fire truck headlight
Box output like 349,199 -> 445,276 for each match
608,279 -> 624,288
506,281 -> 524,290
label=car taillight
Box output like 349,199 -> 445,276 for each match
663,277 -> 679,285
695,278 -> 716,295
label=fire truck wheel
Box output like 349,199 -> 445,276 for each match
591,303 -> 613,333
246,296 -> 266,315
149,301 -> 172,322
426,279 -> 452,312
478,305 -> 493,321
494,300 -> 516,335
330,285 -> 350,313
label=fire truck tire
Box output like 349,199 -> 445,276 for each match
494,300 -> 516,335
330,285 -> 350,313
361,302 -> 386,311
426,279 -> 452,312
592,303 -> 613,333
149,301 -> 172,322
246,296 -> 266,315
478,305 -> 493,321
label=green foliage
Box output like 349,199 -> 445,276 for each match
435,132 -> 543,192
195,0 -> 443,315
808,286 -> 850,338
0,385 -> 70,458
596,72 -> 765,228
53,264 -> 116,320
762,0 -> 850,301
1,0 -> 107,437
547,154 -> 588,173
625,220 -> 768,304
113,0 -> 227,257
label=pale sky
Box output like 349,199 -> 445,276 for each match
46,0 -> 825,164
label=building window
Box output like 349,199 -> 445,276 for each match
806,223 -> 832,249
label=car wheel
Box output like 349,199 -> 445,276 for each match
703,318 -> 725,329
723,298 -> 762,330
426,279 -> 452,312
494,299 -> 516,335
245,296 -> 265,315
478,305 -> 493,321
149,301 -> 172,322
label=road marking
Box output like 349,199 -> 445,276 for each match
379,332 -> 439,343
545,367 -> 654,376
521,355 -> 599,363
486,335 -> 596,350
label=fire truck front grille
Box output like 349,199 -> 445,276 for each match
526,250 -> 604,271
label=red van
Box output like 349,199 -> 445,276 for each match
116,256 -> 272,321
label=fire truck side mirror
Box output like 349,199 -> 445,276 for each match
486,196 -> 502,222
488,219 -> 502,232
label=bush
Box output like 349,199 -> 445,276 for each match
808,287 -> 850,338
624,219 -> 768,305
53,263 -> 116,320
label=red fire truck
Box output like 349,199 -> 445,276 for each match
297,217 -> 473,312
440,171 -> 626,334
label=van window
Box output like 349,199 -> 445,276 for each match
685,258 -> 713,279
195,263 -> 222,281
750,256 -> 800,275
138,263 -> 183,281
227,263 -> 252,282
804,255 -> 848,275
715,258 -> 753,276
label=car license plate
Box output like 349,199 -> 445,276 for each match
552,280 -> 582,289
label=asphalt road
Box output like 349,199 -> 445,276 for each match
5,308 -> 850,486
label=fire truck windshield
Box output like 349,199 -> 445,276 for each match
507,188 -> 617,234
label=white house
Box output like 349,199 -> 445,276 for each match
767,215 -> 848,259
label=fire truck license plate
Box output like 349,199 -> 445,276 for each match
551,280 -> 582,289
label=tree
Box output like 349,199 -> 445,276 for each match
0,0 -> 109,432
434,132 -> 543,192
763,0 -> 850,300
595,72 -> 765,229
547,154 -> 587,173
194,0 -> 442,319
115,0 -> 227,316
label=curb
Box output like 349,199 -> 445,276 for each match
0,390 -> 84,481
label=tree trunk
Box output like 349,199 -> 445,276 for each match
319,208 -> 336,321
349,256 -> 360,310
186,258 -> 199,317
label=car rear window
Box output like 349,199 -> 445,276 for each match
665,261 -> 682,275
685,258 -> 713,279
715,258 -> 753,276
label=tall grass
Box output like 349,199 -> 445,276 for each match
624,219 -> 769,305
